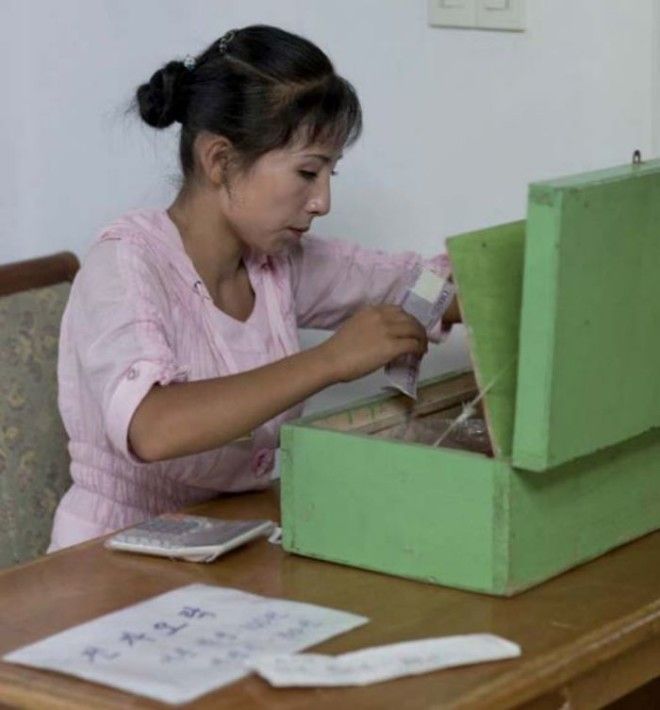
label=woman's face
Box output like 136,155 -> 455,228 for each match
219,140 -> 342,255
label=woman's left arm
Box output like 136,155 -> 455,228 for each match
288,236 -> 459,336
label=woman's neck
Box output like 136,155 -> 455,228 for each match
167,187 -> 244,290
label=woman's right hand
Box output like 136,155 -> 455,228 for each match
319,305 -> 428,383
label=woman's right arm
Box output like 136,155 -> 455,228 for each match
128,304 -> 427,462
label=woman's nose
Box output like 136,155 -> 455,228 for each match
307,178 -> 331,216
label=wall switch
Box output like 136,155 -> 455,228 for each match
476,0 -> 525,31
427,0 -> 477,29
428,0 -> 525,31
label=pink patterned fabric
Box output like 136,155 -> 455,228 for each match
49,209 -> 449,550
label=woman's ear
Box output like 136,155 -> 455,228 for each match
194,132 -> 234,187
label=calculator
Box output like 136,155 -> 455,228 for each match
104,514 -> 275,562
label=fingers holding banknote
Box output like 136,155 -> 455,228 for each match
320,305 -> 428,383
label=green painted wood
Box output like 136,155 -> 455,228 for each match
446,222 -> 525,458
513,160 -> 660,470
281,159 -> 660,595
281,383 -> 660,596
506,428 -> 660,593
280,424 -> 501,593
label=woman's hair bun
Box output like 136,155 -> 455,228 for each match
133,26 -> 362,178
136,60 -> 189,129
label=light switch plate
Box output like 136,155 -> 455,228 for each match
428,0 -> 477,29
476,0 -> 525,31
428,0 -> 525,31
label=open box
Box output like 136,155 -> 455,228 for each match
280,159 -> 660,596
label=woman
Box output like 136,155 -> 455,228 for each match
49,25 -> 457,551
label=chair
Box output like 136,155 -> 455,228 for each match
0,252 -> 79,568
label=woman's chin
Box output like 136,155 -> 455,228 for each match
249,230 -> 304,258
272,235 -> 302,254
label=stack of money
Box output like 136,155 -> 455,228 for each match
385,269 -> 455,399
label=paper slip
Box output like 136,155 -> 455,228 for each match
386,269 -> 456,398
267,525 -> 283,545
250,634 -> 520,687
3,584 -> 368,705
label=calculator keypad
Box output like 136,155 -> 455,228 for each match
111,515 -> 270,550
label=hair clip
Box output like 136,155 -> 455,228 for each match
183,54 -> 196,71
218,30 -> 237,56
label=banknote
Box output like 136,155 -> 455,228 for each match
385,269 -> 455,399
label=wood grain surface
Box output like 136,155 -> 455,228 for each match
1,486 -> 660,709
0,252 -> 79,297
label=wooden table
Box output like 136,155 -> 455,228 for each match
1,487 -> 660,709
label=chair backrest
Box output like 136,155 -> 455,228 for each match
0,252 -> 79,568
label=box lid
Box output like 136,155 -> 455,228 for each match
446,221 -> 525,461
448,159 -> 660,471
513,159 -> 660,470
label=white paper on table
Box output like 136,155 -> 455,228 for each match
267,526 -> 283,545
2,583 -> 368,705
249,633 -> 521,687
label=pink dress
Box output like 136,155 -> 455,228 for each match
49,209 -> 449,550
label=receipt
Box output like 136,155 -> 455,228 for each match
249,633 -> 520,688
385,270 -> 456,399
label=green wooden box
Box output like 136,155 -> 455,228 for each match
281,159 -> 660,596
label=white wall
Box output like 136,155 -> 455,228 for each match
1,0 -> 657,410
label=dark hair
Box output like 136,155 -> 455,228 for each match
135,25 -> 362,178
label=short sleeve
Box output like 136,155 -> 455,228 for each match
287,236 -> 452,336
66,237 -> 189,462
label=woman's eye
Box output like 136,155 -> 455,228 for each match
298,170 -> 339,180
